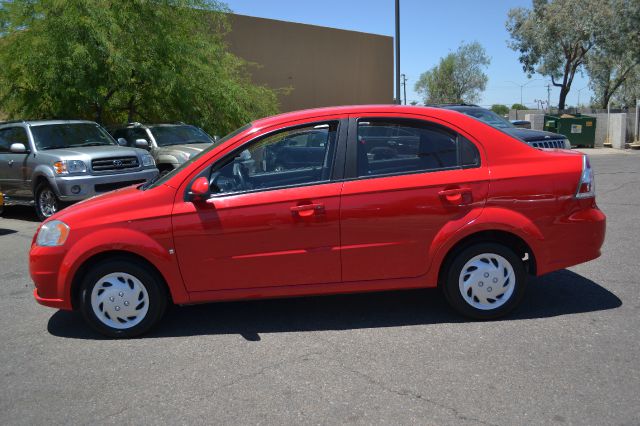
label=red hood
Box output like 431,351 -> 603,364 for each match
50,184 -> 176,229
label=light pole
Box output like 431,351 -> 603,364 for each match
576,85 -> 588,110
395,0 -> 401,105
401,73 -> 408,105
506,78 -> 542,106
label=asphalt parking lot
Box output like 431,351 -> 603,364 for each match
0,150 -> 638,425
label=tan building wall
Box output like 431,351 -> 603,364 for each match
225,14 -> 394,113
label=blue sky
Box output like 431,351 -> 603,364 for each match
224,0 -> 592,108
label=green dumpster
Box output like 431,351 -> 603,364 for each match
543,113 -> 596,147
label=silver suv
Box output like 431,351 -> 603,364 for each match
0,120 -> 158,220
110,123 -> 215,175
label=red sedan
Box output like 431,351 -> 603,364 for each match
29,106 -> 605,337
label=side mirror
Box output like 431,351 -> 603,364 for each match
10,143 -> 27,153
117,138 -> 128,146
188,176 -> 210,202
134,139 -> 150,150
213,135 -> 220,142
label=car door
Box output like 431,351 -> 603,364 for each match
172,119 -> 346,292
339,115 -> 489,282
0,126 -> 31,199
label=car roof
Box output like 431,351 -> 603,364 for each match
112,123 -> 190,130
251,105 -> 469,129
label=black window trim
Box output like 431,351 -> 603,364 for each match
184,118 -> 348,201
344,117 -> 481,181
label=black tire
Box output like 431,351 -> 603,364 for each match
79,258 -> 168,338
442,243 -> 527,320
34,182 -> 61,221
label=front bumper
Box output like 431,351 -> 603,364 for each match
51,168 -> 158,202
30,245 -> 73,310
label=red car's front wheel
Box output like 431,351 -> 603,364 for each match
79,258 -> 168,338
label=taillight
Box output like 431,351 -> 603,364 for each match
575,155 -> 595,198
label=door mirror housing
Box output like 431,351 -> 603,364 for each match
9,143 -> 27,153
188,176 -> 210,202
134,139 -> 150,150
117,138 -> 128,146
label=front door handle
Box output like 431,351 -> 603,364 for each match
438,188 -> 472,205
290,203 -> 325,217
7,160 -> 14,166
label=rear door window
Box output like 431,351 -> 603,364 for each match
355,119 -> 479,177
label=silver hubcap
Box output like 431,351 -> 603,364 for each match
38,189 -> 57,217
459,253 -> 516,310
91,272 -> 149,329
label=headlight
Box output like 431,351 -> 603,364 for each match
36,220 -> 70,247
563,139 -> 571,149
141,154 -> 155,167
53,160 -> 87,174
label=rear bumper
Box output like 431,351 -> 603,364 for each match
536,205 -> 606,275
51,168 -> 158,202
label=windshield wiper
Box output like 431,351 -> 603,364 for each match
40,145 -> 68,150
79,141 -> 110,147
140,173 -> 161,190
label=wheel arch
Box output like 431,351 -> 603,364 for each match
69,250 -> 174,310
436,229 -> 538,289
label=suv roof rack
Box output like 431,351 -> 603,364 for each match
427,103 -> 480,107
0,119 -> 28,125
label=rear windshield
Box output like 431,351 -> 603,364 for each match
150,125 -> 213,146
460,109 -> 515,130
31,123 -> 116,150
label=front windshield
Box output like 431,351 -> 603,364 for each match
462,109 -> 515,129
142,123 -> 252,190
150,125 -> 213,146
31,123 -> 117,150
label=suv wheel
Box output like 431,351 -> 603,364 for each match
80,258 -> 168,338
35,182 -> 60,221
442,243 -> 527,320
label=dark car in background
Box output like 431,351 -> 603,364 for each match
110,123 -> 216,175
437,104 -> 570,149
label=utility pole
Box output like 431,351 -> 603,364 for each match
401,73 -> 408,105
395,0 -> 401,105
631,99 -> 640,148
546,84 -> 552,114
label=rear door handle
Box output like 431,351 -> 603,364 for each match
7,160 -> 14,166
290,203 -> 325,217
438,188 -> 472,205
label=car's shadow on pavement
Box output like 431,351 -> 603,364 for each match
1,205 -> 40,222
47,269 -> 622,340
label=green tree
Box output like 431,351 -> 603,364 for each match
491,104 -> 509,116
585,0 -> 640,108
0,0 -> 279,135
415,42 -> 490,104
511,103 -> 527,110
506,0 -> 603,110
